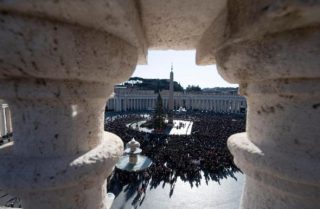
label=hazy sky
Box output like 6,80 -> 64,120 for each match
132,50 -> 237,88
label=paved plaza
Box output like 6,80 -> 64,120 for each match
110,172 -> 244,209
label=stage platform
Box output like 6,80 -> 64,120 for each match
127,119 -> 193,136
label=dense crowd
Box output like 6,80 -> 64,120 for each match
106,111 -> 245,196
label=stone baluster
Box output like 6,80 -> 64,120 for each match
197,1 -> 320,208
0,102 -> 4,137
0,3 -> 143,208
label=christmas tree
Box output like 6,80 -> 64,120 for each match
153,93 -> 166,130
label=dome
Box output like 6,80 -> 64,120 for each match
127,138 -> 140,151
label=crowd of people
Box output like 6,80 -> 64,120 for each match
106,111 -> 245,198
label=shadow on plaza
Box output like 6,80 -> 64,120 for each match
108,165 -> 241,208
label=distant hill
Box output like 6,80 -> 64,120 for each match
123,77 -> 184,92
120,77 -> 239,95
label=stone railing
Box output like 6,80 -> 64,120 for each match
0,1 -> 139,208
0,1 -> 319,209
196,1 -> 320,209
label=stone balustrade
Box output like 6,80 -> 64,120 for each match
197,1 -> 320,208
0,2 -> 139,208
0,0 -> 319,209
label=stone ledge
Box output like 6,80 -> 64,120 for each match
196,1 -> 320,65
228,133 -> 320,199
0,132 -> 123,192
0,13 -> 137,83
0,0 -> 147,64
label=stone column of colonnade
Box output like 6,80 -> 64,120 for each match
0,103 -> 5,137
131,99 -> 134,110
231,100 -> 235,113
136,99 -> 139,110
4,106 -> 13,135
197,1 -> 320,208
0,1 -> 145,208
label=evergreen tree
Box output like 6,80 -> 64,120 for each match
153,93 -> 165,130
186,85 -> 202,92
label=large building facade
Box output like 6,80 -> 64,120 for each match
107,86 -> 246,113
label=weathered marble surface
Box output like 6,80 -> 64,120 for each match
207,1 -> 320,208
0,6 -> 137,208
0,0 -> 147,64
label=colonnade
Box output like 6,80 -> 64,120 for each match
108,95 -> 246,113
187,98 -> 245,112
126,97 -> 157,111
108,97 -> 156,112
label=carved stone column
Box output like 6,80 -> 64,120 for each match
0,8 -> 138,209
197,1 -> 320,208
